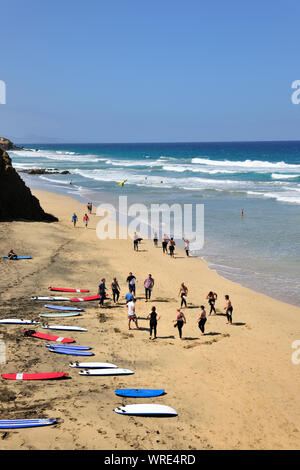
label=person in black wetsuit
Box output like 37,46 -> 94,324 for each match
147,306 -> 160,340
111,277 -> 121,303
206,291 -> 217,315
173,309 -> 186,339
224,295 -> 233,324
198,305 -> 207,335
98,278 -> 106,307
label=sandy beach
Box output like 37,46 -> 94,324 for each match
1,188 -> 300,450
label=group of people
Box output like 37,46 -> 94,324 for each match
96,272 -> 234,340
153,234 -> 190,257
72,204 -> 93,228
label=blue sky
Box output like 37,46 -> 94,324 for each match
0,0 -> 300,142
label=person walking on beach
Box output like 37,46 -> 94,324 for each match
183,238 -> 190,257
126,272 -> 136,295
173,309 -> 186,339
198,306 -> 207,335
133,232 -> 139,251
83,213 -> 89,228
127,298 -> 139,330
206,291 -> 217,315
147,306 -> 160,340
72,213 -> 78,227
144,274 -> 155,302
153,231 -> 158,247
178,282 -> 188,308
98,278 -> 106,307
111,277 -> 121,303
224,295 -> 233,324
87,202 -> 93,214
162,235 -> 169,254
125,291 -> 134,302
169,238 -> 176,257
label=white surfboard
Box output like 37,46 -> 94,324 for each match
114,404 -> 178,417
69,362 -> 118,369
31,296 -> 70,301
41,325 -> 87,332
78,368 -> 134,376
0,319 -> 40,325
39,313 -> 81,318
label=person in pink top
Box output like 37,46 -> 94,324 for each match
83,213 -> 89,228
144,274 -> 155,302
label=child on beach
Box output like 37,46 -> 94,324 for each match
178,282 -> 188,308
72,213 -> 78,227
224,295 -> 233,324
173,309 -> 186,339
147,306 -> 160,340
83,213 -> 89,228
198,306 -> 207,335
127,298 -> 139,330
206,291 -> 217,315
144,274 -> 155,302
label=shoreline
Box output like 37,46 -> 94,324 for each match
1,187 -> 300,450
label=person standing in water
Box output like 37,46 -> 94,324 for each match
178,282 -> 188,308
198,306 -> 207,335
144,274 -> 155,302
111,277 -> 121,303
224,295 -> 233,324
173,309 -> 186,339
147,306 -> 160,340
206,291 -> 217,315
72,213 -> 78,227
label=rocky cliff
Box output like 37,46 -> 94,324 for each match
0,137 -> 23,151
0,147 -> 58,222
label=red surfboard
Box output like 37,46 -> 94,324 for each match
2,373 -> 68,380
24,330 -> 75,343
70,295 -> 100,302
49,287 -> 90,293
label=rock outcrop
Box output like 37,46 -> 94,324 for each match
19,168 -> 70,175
0,148 -> 58,222
0,137 -> 23,151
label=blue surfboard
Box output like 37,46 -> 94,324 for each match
45,344 -> 91,350
3,256 -> 32,260
45,304 -> 85,312
0,418 -> 56,429
47,348 -> 94,356
114,389 -> 165,398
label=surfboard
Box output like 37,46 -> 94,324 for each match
41,325 -> 87,332
0,418 -> 56,429
3,256 -> 32,260
69,362 -> 118,368
1,373 -> 68,380
0,319 -> 39,325
31,296 -> 70,301
45,305 -> 84,312
79,368 -> 134,376
114,404 -> 178,417
24,330 -> 75,343
46,344 -> 91,350
114,389 -> 165,398
47,348 -> 94,356
49,287 -> 90,293
39,313 -> 81,318
70,295 -> 100,302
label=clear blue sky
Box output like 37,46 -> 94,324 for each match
0,0 -> 300,143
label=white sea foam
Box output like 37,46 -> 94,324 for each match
191,157 -> 300,170
271,173 -> 300,179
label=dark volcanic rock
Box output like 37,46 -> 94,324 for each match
19,168 -> 70,175
0,137 -> 23,151
0,148 -> 58,222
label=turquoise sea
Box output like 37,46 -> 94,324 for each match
9,141 -> 300,306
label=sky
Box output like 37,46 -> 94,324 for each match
0,0 -> 300,143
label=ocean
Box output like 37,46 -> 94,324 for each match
8,141 -> 300,307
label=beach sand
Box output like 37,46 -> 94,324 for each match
0,189 -> 300,450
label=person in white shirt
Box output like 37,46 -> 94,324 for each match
127,298 -> 139,330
